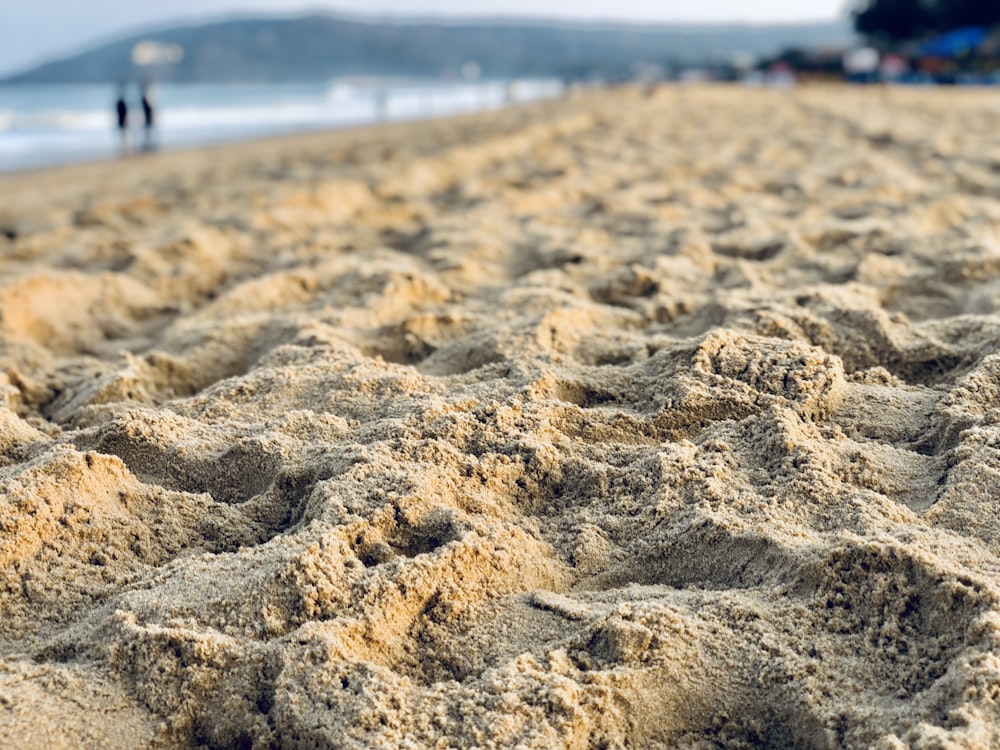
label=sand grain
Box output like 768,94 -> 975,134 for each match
3,87 -> 1000,748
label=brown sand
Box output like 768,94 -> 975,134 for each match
2,86 -> 1000,748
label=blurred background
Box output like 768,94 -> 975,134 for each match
1,0 -> 998,172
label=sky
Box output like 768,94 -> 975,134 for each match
0,1 -> 849,76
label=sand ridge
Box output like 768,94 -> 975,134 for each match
3,87 -> 1000,747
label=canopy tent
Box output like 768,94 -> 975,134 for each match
920,27 -> 988,57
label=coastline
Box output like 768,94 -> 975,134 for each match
0,79 -> 565,174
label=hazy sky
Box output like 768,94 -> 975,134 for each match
0,1 -> 848,75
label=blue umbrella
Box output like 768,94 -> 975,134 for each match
921,27 -> 988,58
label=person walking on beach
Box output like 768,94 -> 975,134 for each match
115,85 -> 129,154
140,83 -> 156,151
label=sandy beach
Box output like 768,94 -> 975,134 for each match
3,85 -> 1000,748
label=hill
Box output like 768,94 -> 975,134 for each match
1,14 -> 854,84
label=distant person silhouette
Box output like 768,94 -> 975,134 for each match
140,83 -> 157,152
115,85 -> 129,154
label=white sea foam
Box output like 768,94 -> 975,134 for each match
0,110 -> 112,133
0,79 -> 564,172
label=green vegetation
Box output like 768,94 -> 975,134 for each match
854,0 -> 1000,41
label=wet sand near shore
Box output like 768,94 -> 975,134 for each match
2,86 -> 1000,748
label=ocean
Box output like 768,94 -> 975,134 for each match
0,79 -> 564,173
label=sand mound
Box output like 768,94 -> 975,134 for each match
3,87 -> 1000,748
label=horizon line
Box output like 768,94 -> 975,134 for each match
1,8 -> 851,79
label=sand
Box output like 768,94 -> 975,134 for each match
2,85 -> 1000,748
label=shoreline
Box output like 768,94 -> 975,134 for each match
0,78 -> 565,175
0,93 -> 576,183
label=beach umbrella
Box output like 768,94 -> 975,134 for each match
920,27 -> 987,58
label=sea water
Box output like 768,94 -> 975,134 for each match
0,79 -> 564,173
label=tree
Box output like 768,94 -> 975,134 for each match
938,0 -> 1000,29
854,0 -> 931,40
853,0 -> 1000,41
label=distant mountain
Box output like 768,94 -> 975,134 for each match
1,14 -> 855,84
